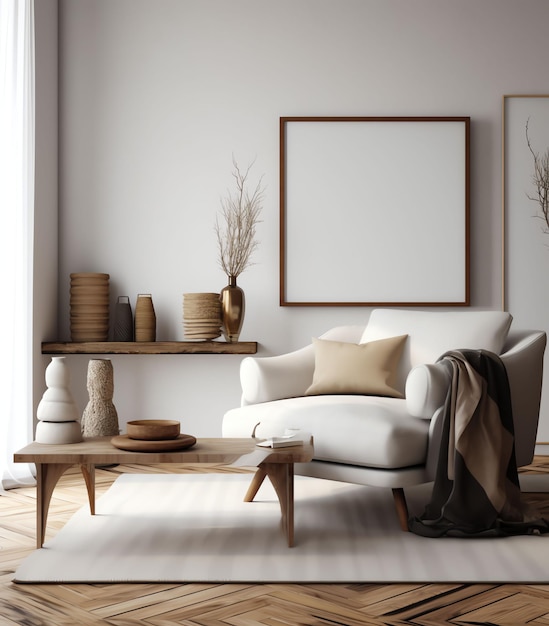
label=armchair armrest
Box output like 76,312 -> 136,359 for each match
240,346 -> 315,405
500,329 -> 546,466
405,363 -> 451,419
240,324 -> 366,405
406,329 -> 546,468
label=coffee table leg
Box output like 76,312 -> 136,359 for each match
35,462 -> 74,549
243,467 -> 267,502
261,462 -> 294,547
80,464 -> 96,515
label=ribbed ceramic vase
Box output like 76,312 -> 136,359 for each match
220,276 -> 245,343
81,359 -> 119,437
134,294 -> 156,341
69,272 -> 110,342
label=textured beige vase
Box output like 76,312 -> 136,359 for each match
81,359 -> 119,437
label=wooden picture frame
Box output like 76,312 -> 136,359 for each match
279,116 -> 470,306
502,95 -> 549,444
502,95 -> 549,310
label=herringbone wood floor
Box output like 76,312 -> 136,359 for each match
1,460 -> 549,626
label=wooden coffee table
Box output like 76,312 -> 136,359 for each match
13,437 -> 314,548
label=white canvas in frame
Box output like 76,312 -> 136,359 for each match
503,95 -> 549,443
280,117 -> 470,306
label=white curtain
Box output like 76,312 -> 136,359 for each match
0,0 -> 36,490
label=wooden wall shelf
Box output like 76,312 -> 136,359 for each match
41,341 -> 258,355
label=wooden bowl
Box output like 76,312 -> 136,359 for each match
126,419 -> 181,440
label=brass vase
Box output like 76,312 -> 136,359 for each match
220,276 -> 245,343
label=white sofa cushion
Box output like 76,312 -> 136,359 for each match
361,309 -> 512,394
305,335 -> 408,398
222,395 -> 430,469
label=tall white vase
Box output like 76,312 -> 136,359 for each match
36,356 -> 82,444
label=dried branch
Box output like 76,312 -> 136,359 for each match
215,158 -> 264,278
526,117 -> 549,234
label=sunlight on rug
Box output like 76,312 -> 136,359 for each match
14,473 -> 549,584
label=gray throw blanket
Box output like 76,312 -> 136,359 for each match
409,349 -> 549,538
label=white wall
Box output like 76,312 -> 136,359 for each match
46,0 -> 549,438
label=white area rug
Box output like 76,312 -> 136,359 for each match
14,473 -> 549,584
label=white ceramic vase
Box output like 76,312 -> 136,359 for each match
36,356 -> 82,444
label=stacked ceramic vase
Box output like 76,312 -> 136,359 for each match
36,357 -> 82,444
183,293 -> 222,340
70,273 -> 110,342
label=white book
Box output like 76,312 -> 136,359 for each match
256,435 -> 304,449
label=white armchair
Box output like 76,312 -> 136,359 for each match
222,309 -> 546,530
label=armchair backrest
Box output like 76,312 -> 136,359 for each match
361,309 -> 513,394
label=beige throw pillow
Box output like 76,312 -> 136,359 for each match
305,334 -> 408,398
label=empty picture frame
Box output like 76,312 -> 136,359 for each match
503,95 -> 549,311
280,117 -> 470,306
502,95 -> 549,443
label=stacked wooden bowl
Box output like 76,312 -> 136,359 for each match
111,419 -> 197,452
183,293 -> 222,340
127,419 -> 180,440
70,273 -> 110,342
